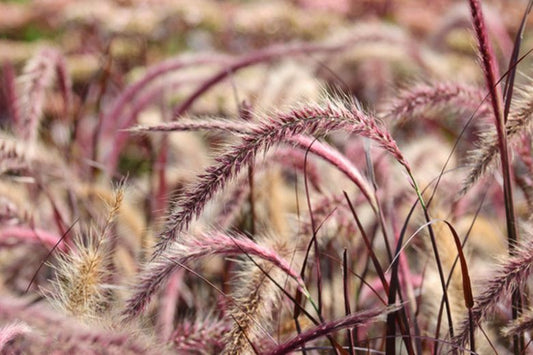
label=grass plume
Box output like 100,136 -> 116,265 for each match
155,98 -> 409,257
47,184 -> 124,320
453,238 -> 533,348
124,231 -> 304,320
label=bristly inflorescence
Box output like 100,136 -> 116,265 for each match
46,183 -> 124,321
153,98 -> 409,258
385,82 -> 489,124
15,48 -> 70,145
502,307 -> 533,338
124,231 -> 304,320
462,79 -> 533,194
453,238 -> 533,348
171,317 -> 230,354
0,296 -> 157,354
47,231 -> 113,319
221,249 -> 288,354
0,322 -> 31,351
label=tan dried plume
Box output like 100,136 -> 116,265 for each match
46,183 -> 124,321
462,79 -> 533,194
222,236 -> 299,354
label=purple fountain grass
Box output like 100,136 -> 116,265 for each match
213,150 -> 322,229
135,114 -> 327,235
0,322 -> 31,351
172,317 -> 230,354
131,119 -> 324,191
123,231 -> 304,320
51,331 -> 156,355
4,2 -> 532,353
48,231 -> 114,319
14,45 -> 54,142
166,121 -> 375,209
290,134 -> 377,205
181,123 -> 368,205
469,1 -> 503,89
265,305 -> 398,355
453,238 -> 533,348
384,82 -> 489,123
467,0 -> 513,224
153,99 -> 408,257
502,308 -> 533,338
15,48 -> 70,144
214,179 -> 250,229
222,247 -> 293,354
463,80 -> 533,193
468,1 -> 522,351
46,185 -> 123,320
0,296 -> 159,354
129,117 -> 251,134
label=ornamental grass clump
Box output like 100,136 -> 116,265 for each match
3,0 -> 533,354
